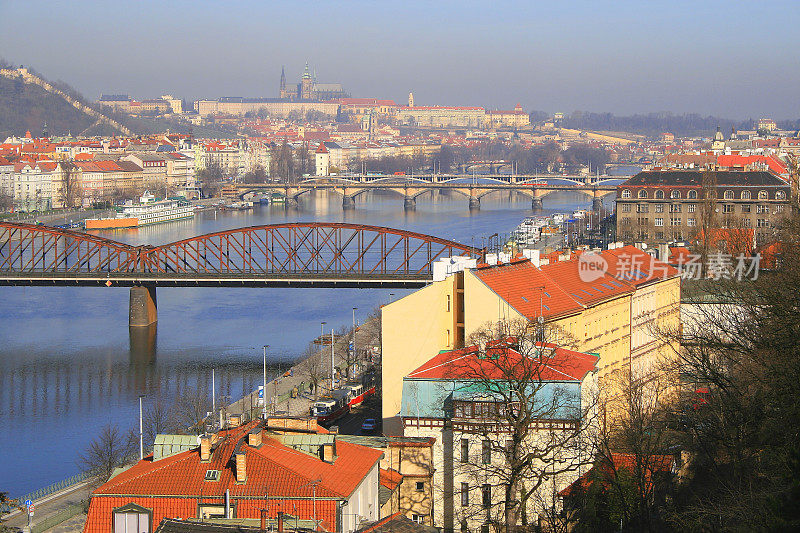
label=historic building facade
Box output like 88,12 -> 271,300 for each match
615,170 -> 790,246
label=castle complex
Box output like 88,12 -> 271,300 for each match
279,62 -> 348,101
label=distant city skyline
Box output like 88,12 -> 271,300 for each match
1,0 -> 799,119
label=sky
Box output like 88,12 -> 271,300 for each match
1,0 -> 798,119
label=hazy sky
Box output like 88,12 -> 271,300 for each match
1,0 -> 798,119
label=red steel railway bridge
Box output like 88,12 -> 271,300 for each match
0,222 -> 481,326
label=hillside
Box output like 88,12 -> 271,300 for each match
0,73 -> 119,138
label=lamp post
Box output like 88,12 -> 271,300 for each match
138,395 -> 144,460
268,344 -> 269,420
351,307 -> 357,380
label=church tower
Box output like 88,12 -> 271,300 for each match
408,92 -> 415,108
301,62 -> 313,100
279,66 -> 288,99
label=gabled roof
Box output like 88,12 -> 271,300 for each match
407,342 -> 599,382
600,246 -> 679,286
622,170 -> 787,187
472,259 -> 583,321
559,452 -> 675,498
540,257 -> 635,306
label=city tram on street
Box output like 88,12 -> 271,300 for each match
310,375 -> 377,425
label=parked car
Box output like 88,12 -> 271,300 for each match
361,418 -> 378,433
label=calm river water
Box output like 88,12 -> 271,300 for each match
0,188 -> 609,496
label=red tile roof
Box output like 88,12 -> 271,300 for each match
601,246 -> 679,286
407,342 -> 598,382
472,260 -> 583,321
559,452 -> 675,498
85,420 -> 382,533
379,468 -> 403,490
539,258 -> 634,307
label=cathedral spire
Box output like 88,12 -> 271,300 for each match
302,61 -> 311,79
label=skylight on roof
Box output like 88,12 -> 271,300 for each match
542,304 -> 550,310
204,470 -> 220,482
521,296 -> 529,302
543,291 -> 551,297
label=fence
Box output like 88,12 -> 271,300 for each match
31,502 -> 85,533
0,472 -> 89,514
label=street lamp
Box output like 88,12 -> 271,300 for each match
268,344 -> 269,420
351,307 -> 358,379
138,395 -> 144,460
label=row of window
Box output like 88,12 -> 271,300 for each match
461,482 -> 492,508
621,188 -> 785,200
624,216 -> 770,229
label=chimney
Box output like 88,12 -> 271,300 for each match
322,442 -> 336,463
277,511 -> 284,533
200,435 -> 211,462
235,452 -> 247,483
260,509 -> 267,532
229,414 -> 242,427
248,429 -> 262,447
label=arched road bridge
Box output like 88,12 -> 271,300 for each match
236,175 -> 621,211
0,222 -> 481,326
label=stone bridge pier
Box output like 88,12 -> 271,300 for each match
130,284 -> 157,327
591,189 -> 604,212
531,189 -> 544,212
404,196 -> 416,210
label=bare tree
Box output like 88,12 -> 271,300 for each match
295,344 -> 325,400
60,161 -> 82,209
173,388 -> 212,434
79,424 -> 137,485
142,400 -> 178,447
449,318 -> 598,532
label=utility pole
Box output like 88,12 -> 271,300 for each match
212,368 -> 216,416
138,395 -> 144,460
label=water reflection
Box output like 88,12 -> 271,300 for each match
1,189 -> 604,495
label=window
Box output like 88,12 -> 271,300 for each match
741,190 -> 751,200
687,218 -> 696,227
743,218 -> 752,227
461,520 -> 469,532
757,219 -> 769,227
776,190 -> 786,200
638,189 -> 648,199
199,505 -> 226,519
621,203 -> 631,212
758,190 -> 768,200
669,204 -> 682,213
654,217 -> 664,227
461,482 -> 469,506
445,329 -> 450,346
621,189 -> 631,198
655,231 -> 664,240
671,217 -> 681,226
461,439 -> 469,463
724,190 -> 734,200
446,294 -> 451,312
741,204 -> 751,213
688,203 -> 696,213
670,190 -> 681,199
655,190 -> 664,199
412,514 -> 425,524
638,217 -> 649,225
113,504 -> 151,533
722,204 -> 733,213
505,439 -> 514,462
482,440 -> 491,464
416,481 -> 425,492
776,204 -> 785,213
688,190 -> 698,199
621,217 -> 631,225
482,484 -> 491,507
637,204 -> 648,213
655,203 -> 664,213
481,526 -> 491,533
757,205 -> 769,214
204,470 -> 220,481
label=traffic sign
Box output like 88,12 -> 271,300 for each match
24,499 -> 32,508
28,503 -> 35,515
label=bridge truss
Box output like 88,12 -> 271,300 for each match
0,222 -> 481,288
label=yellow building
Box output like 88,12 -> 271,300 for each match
381,246 -> 681,423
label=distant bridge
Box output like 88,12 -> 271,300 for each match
237,175 -> 623,211
0,222 -> 481,326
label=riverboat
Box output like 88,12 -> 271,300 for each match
84,191 -> 194,230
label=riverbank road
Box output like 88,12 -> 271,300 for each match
2,481 -> 90,532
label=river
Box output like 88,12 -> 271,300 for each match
0,188 -> 611,496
